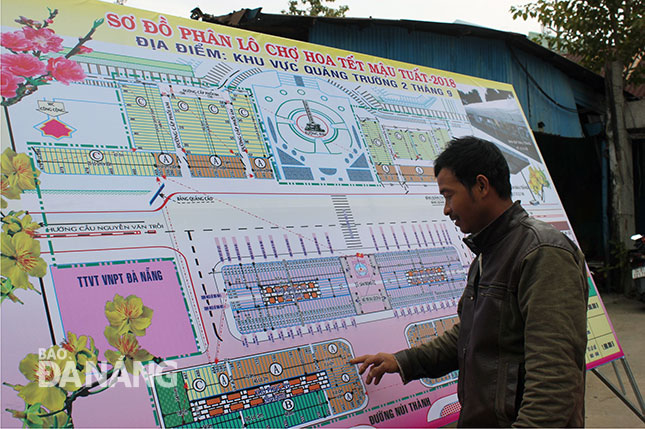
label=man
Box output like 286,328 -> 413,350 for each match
351,137 -> 588,427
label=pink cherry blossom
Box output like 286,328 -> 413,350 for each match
1,53 -> 46,77
22,27 -> 63,54
0,30 -> 33,52
1,72 -> 23,99
78,45 -> 93,54
46,57 -> 85,85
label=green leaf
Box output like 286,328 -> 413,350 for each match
509,0 -> 643,83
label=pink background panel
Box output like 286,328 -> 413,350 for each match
50,259 -> 198,360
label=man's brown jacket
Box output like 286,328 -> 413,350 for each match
395,202 -> 588,427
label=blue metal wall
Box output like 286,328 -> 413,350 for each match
310,21 -> 590,138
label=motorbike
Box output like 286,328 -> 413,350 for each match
629,233 -> 645,301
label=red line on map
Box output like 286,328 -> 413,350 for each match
34,231 -> 141,238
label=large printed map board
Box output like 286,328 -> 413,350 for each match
0,0 -> 622,427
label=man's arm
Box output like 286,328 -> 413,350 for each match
514,246 -> 588,427
351,322 -> 460,385
350,353 -> 400,385
393,322 -> 460,384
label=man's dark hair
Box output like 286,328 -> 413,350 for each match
434,136 -> 512,199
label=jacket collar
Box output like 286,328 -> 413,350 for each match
463,201 -> 527,255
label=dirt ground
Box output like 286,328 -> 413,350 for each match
585,293 -> 645,427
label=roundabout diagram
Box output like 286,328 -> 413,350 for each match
246,72 -> 376,185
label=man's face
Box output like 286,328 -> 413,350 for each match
437,168 -> 485,234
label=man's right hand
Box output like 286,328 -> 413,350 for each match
349,353 -> 400,385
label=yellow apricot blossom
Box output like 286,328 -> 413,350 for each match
61,332 -> 99,368
17,348 -> 70,411
2,211 -> 41,237
104,326 -> 153,375
1,174 -> 22,207
104,293 -> 153,336
1,232 -> 46,290
1,148 -> 40,191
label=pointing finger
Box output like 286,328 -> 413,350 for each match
357,356 -> 378,375
349,355 -> 367,365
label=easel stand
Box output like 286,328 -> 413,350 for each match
591,356 -> 645,423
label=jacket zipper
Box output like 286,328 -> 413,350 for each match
473,254 -> 482,304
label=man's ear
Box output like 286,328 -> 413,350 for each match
475,174 -> 489,196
